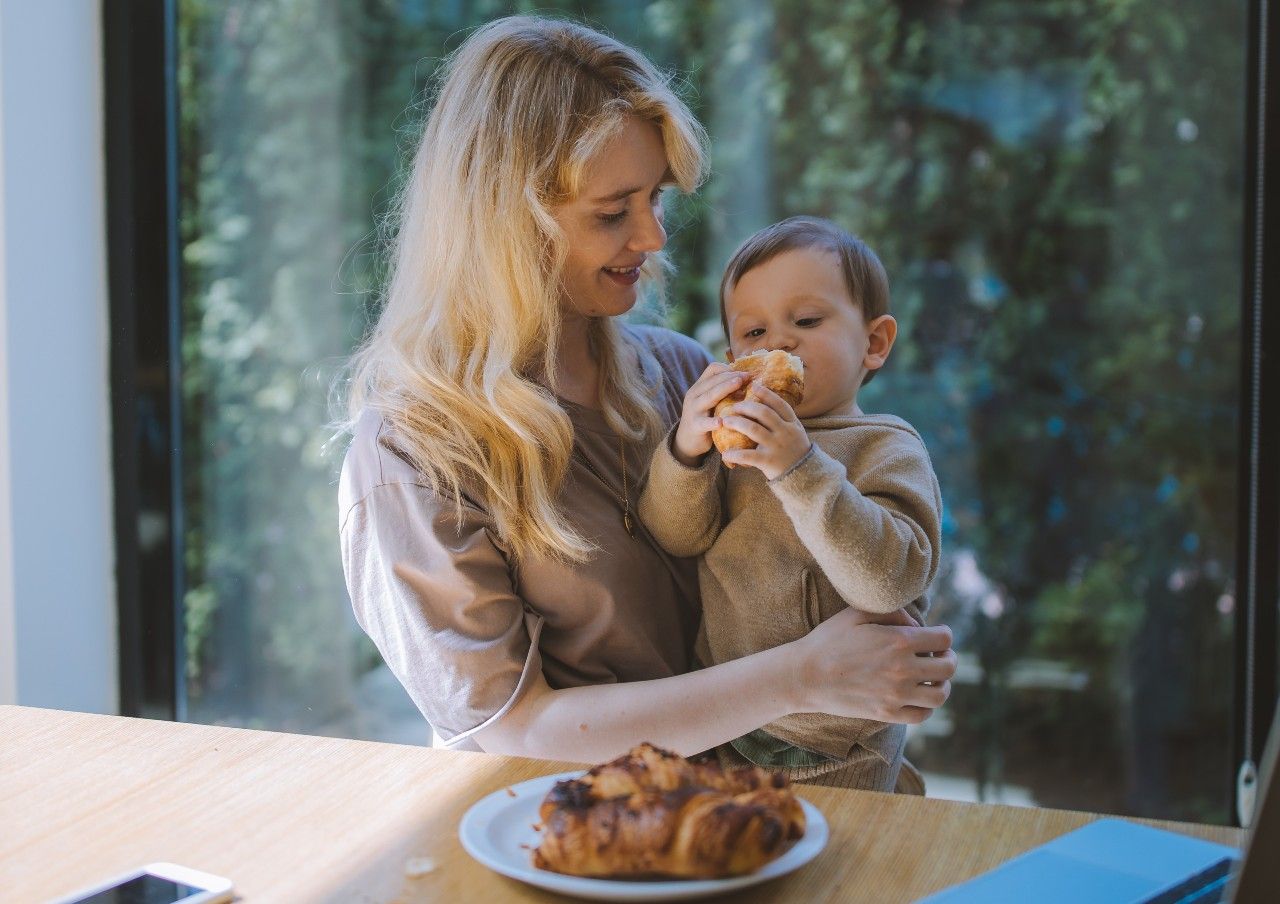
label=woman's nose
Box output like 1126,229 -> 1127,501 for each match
628,207 -> 666,253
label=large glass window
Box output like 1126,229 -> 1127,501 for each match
175,0 -> 1247,821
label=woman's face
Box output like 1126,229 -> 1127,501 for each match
552,116 -> 671,319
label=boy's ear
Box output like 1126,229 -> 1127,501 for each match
863,314 -> 898,372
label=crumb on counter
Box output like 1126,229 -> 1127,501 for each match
403,856 -> 437,878
505,787 -> 517,797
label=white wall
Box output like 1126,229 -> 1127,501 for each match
0,1 -> 115,712
0,4 -> 11,706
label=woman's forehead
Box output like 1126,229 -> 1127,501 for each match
578,116 -> 670,201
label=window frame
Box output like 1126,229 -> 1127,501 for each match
103,0 -> 184,721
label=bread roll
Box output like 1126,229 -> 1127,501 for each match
711,350 -> 805,465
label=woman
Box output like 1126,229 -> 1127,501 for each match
339,16 -> 955,782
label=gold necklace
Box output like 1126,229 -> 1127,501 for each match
573,435 -> 636,538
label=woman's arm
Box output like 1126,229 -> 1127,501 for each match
472,610 -> 955,762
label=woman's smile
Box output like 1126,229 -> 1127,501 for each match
602,262 -> 643,286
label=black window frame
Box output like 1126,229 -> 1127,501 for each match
102,0 -> 1280,824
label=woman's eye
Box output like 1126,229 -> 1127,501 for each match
744,328 -> 765,338
797,317 -> 822,327
599,209 -> 627,224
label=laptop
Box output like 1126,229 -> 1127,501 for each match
921,701 -> 1279,903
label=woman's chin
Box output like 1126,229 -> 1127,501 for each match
589,285 -> 640,317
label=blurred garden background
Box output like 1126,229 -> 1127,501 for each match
175,0 -> 1245,823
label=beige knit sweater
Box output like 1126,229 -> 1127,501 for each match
637,412 -> 943,766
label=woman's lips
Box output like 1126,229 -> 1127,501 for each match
602,265 -> 641,286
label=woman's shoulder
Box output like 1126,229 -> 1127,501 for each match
338,408 -> 480,530
622,323 -> 714,390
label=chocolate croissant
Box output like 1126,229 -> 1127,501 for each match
712,349 -> 805,465
533,743 -> 805,880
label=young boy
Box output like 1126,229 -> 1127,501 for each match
637,216 -> 942,790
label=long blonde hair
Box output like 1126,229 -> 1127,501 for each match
345,16 -> 707,563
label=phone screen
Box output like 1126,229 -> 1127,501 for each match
70,873 -> 206,904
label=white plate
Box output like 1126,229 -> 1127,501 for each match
458,771 -> 830,902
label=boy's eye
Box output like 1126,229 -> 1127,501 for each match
797,317 -> 822,327
744,328 -> 765,339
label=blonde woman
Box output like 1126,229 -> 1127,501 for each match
339,16 -> 955,772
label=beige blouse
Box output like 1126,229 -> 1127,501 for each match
338,325 -> 714,750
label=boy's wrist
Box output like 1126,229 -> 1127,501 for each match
673,447 -> 705,468
670,429 -> 709,469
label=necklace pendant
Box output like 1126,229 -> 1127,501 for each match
623,510 -> 635,538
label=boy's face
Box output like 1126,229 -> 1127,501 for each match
723,247 -> 888,418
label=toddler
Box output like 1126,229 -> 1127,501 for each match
637,216 -> 942,790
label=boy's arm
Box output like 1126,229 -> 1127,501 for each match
768,438 -> 942,614
637,427 -> 725,557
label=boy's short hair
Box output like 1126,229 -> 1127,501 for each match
718,215 -> 891,384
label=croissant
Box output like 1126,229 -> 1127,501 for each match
533,742 -> 806,879
712,349 -> 805,465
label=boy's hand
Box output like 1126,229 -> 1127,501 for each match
718,385 -> 812,481
672,364 -> 748,467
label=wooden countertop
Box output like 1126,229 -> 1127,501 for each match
0,706 -> 1244,902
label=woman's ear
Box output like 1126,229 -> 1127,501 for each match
863,314 -> 898,372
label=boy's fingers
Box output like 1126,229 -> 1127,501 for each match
721,448 -> 764,470
693,416 -> 721,434
751,385 -> 798,421
720,415 -> 770,445
692,372 -> 748,408
728,399 -> 784,428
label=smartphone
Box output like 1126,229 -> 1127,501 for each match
50,862 -> 233,904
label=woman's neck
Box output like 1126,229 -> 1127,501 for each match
553,312 -> 601,409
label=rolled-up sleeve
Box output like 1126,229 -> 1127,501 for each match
340,481 -> 543,747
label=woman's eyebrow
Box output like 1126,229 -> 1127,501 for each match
591,185 -> 643,204
591,170 -> 672,204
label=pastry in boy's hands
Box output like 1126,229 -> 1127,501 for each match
712,349 -> 805,465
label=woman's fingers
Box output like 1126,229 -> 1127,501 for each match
902,624 -> 954,656
915,652 -> 957,684
852,608 -> 917,628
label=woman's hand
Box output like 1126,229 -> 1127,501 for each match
717,385 -> 812,481
672,364 -> 748,467
789,608 -> 955,724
